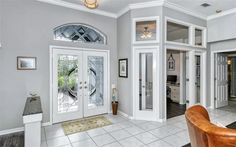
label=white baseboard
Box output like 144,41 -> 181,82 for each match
157,118 -> 166,123
42,122 -> 52,127
118,110 -> 133,119
0,127 -> 24,136
0,121 -> 52,136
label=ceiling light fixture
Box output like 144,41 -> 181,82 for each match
141,27 -> 152,39
83,0 -> 99,9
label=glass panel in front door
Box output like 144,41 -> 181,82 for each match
57,55 -> 79,113
139,53 -> 153,111
87,56 -> 104,109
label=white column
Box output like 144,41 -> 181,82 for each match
188,50 -> 196,106
23,113 -> 42,147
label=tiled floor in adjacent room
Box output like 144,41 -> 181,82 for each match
41,107 -> 236,147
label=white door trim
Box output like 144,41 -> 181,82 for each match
49,45 -> 110,125
132,46 -> 160,121
210,48 -> 236,109
164,46 -> 207,120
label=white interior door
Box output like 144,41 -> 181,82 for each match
52,49 -> 83,123
83,51 -> 108,117
52,48 -> 109,123
186,51 -> 196,108
134,48 -> 159,121
215,53 -> 228,108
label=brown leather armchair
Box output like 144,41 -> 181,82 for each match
185,105 -> 236,147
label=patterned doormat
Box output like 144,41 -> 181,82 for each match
62,116 -> 112,135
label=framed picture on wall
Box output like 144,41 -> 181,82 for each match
167,53 -> 175,71
119,58 -> 128,78
17,56 -> 37,70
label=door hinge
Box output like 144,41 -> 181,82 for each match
186,79 -> 189,82
214,97 -> 217,100
186,100 -> 189,104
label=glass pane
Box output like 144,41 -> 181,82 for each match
57,55 -> 79,113
54,24 -> 106,44
87,56 -> 104,109
195,29 -> 203,46
139,53 -> 153,111
196,55 -> 201,103
167,22 -> 189,44
136,20 -> 156,42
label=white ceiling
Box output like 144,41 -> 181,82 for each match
168,0 -> 236,16
40,0 -> 236,19
64,0 -> 236,16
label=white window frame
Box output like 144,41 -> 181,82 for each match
165,17 -> 207,49
132,16 -> 160,44
193,26 -> 207,48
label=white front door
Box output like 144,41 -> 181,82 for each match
215,53 -> 228,108
52,48 -> 109,123
83,51 -> 108,117
134,47 -> 159,121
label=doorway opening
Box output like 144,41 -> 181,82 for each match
166,49 -> 187,119
214,51 -> 236,113
165,49 -> 205,119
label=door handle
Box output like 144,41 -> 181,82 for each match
84,86 -> 88,89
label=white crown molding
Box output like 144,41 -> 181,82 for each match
163,1 -> 207,20
37,0 -> 117,18
129,0 -> 164,10
207,7 -> 236,20
37,0 -> 208,20
117,6 -> 130,18
116,0 -> 207,20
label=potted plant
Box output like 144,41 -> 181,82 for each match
111,85 -> 118,115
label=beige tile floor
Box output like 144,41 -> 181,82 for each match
41,106 -> 236,147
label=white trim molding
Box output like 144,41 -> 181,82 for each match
163,1 -> 206,20
37,0 -> 207,20
0,127 -> 24,136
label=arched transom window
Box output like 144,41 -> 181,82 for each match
54,23 -> 106,44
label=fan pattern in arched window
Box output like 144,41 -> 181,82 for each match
54,24 -> 106,44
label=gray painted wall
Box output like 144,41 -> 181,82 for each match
0,0 -> 117,130
208,13 -> 236,43
163,7 -> 206,27
117,7 -> 162,117
117,11 -> 132,116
